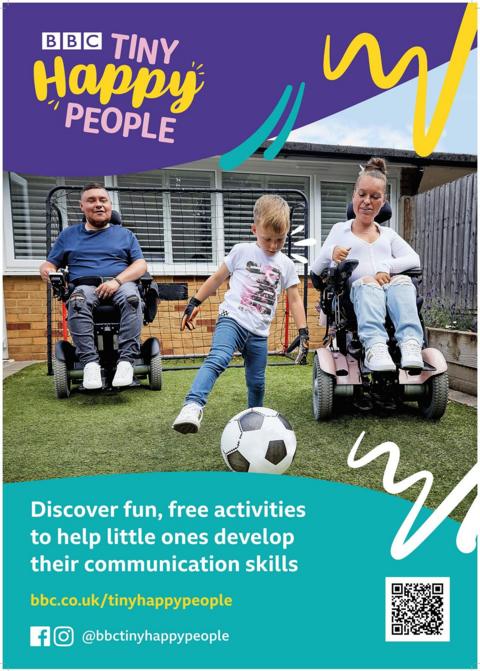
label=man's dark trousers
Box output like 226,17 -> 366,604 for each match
67,282 -> 142,364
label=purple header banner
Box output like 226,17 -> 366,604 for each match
3,3 -> 476,175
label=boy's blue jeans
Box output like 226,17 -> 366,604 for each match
185,317 -> 268,408
350,275 -> 424,348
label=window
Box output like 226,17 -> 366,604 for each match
222,173 -> 309,254
7,169 -> 309,268
115,171 -> 165,263
116,170 -> 215,263
168,171 -> 215,264
320,182 -> 355,244
9,174 -> 104,259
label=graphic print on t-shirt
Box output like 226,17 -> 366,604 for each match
239,261 -> 281,322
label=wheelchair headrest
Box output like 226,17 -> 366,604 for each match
347,201 -> 392,224
110,210 -> 122,225
81,210 -> 122,225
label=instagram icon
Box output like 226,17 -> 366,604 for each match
54,626 -> 74,647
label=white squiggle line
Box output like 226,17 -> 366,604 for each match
348,432 -> 480,560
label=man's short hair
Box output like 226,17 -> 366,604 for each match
253,195 -> 290,234
81,182 -> 108,197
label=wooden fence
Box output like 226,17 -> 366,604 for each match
403,172 -> 477,313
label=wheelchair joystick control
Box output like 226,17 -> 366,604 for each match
48,271 -> 68,300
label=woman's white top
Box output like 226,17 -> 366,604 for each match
311,220 -> 420,283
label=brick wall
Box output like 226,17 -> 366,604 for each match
4,276 -> 325,361
4,277 -> 50,361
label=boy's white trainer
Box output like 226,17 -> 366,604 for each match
364,343 -> 396,372
400,339 -> 424,369
172,403 -> 203,434
83,361 -> 102,389
112,360 -> 134,387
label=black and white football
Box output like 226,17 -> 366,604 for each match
220,407 -> 296,474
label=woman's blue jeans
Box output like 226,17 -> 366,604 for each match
350,275 -> 424,348
185,317 -> 268,408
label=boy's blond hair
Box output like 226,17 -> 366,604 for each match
253,195 -> 290,234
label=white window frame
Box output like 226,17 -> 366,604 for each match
3,172 -> 41,275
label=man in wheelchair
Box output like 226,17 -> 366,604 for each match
40,183 -> 147,390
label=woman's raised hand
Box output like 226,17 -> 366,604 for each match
332,246 -> 351,263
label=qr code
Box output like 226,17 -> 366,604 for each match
386,577 -> 450,642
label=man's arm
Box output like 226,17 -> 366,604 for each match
39,260 -> 58,282
95,259 -> 148,299
116,258 -> 148,284
41,227 -> 68,280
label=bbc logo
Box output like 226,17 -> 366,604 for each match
42,32 -> 102,50
30,626 -> 74,647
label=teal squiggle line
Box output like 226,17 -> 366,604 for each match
264,82 -> 305,160
219,85 -> 293,171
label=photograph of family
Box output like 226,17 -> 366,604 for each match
4,142 -> 477,522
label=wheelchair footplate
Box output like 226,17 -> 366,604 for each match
78,376 -> 142,393
354,368 -> 399,413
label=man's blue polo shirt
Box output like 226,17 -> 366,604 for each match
47,223 -> 144,281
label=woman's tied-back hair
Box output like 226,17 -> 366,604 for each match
355,157 -> 388,191
253,194 -> 291,234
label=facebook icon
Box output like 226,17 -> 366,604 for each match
30,626 -> 51,647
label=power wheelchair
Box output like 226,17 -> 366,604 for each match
48,211 -> 171,398
310,206 -> 449,420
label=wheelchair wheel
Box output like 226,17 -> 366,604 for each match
418,372 -> 449,419
53,358 -> 71,399
148,353 -> 162,391
312,354 -> 334,420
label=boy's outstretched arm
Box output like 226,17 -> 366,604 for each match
181,263 -> 231,331
287,285 -> 309,365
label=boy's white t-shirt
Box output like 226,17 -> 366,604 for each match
219,242 -> 300,337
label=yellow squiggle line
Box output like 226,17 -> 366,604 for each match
324,4 -> 477,157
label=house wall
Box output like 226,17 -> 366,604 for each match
4,276 -> 325,362
4,277 -> 47,361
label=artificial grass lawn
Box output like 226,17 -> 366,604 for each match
3,362 -> 476,521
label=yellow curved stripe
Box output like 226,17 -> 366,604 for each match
324,4 -> 477,157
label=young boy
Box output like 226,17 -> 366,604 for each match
172,194 -> 309,434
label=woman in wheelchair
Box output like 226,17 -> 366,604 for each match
312,157 -> 424,372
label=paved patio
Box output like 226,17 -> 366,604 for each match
3,360 -> 40,380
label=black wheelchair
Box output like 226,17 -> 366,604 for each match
49,269 -> 163,398
310,206 -> 449,420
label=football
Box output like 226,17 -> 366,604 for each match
220,407 -> 296,474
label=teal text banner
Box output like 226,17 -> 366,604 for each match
4,472 -> 477,668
